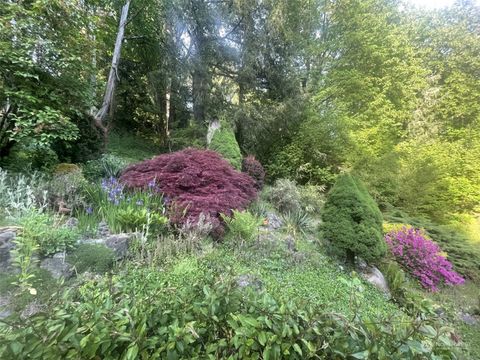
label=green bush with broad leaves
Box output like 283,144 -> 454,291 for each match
17,211 -> 78,257
0,265 -> 459,359
321,174 -> 386,263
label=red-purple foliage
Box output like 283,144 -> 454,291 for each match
241,155 -> 265,190
120,149 -> 257,236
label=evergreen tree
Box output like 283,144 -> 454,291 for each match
321,174 -> 386,264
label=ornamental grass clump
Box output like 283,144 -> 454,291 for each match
385,227 -> 464,291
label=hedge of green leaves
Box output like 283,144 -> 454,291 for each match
0,264 -> 458,359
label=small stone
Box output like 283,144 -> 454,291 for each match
97,221 -> 110,237
105,234 -> 134,259
285,235 -> 296,252
40,253 -> 73,279
64,217 -> 79,229
0,295 -> 12,320
20,301 -> 46,319
264,213 -> 283,230
81,233 -> 137,260
237,274 -> 263,290
459,312 -> 478,326
359,264 -> 391,297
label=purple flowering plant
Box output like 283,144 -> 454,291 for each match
80,177 -> 169,234
385,226 -> 464,291
101,176 -> 125,205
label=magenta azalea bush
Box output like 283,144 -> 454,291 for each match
385,227 -> 464,291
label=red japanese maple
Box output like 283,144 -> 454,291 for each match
120,148 -> 257,236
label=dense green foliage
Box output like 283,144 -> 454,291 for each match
209,127 -> 242,170
0,258 -> 459,359
1,0 -> 479,358
222,210 -> 263,244
68,244 -> 116,274
18,211 -> 78,257
321,174 -> 386,263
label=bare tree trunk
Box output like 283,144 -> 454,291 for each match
165,78 -> 171,142
93,0 -> 131,143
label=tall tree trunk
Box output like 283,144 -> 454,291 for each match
165,78 -> 171,143
192,66 -> 207,124
93,0 -> 131,144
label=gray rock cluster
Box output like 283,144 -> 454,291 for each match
0,227 -> 19,272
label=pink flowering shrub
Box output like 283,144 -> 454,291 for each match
385,227 -> 464,291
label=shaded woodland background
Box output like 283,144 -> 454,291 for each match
1,0 -> 479,230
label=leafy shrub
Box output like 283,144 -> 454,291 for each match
18,211 -> 78,257
10,221 -> 39,290
321,174 -> 386,263
68,244 -> 115,273
119,149 -> 257,236
385,226 -> 464,291
209,127 -> 242,170
241,155 -> 265,189
0,266 -> 459,359
52,113 -> 103,163
379,260 -> 408,303
266,109 -> 347,186
82,154 -> 128,181
0,144 -> 59,172
352,152 -> 400,210
298,184 -> 326,214
222,210 -> 263,243
52,163 -> 81,175
46,170 -> 87,213
168,124 -> 207,151
264,178 -> 302,214
0,169 -> 48,220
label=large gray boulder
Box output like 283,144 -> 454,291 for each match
81,233 -> 137,260
40,253 -> 74,279
357,258 -> 391,297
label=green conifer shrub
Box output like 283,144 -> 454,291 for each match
209,127 -> 242,170
321,174 -> 386,263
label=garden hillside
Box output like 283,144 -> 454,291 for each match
1,0 -> 480,359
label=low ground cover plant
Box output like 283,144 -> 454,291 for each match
0,263 -> 459,359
